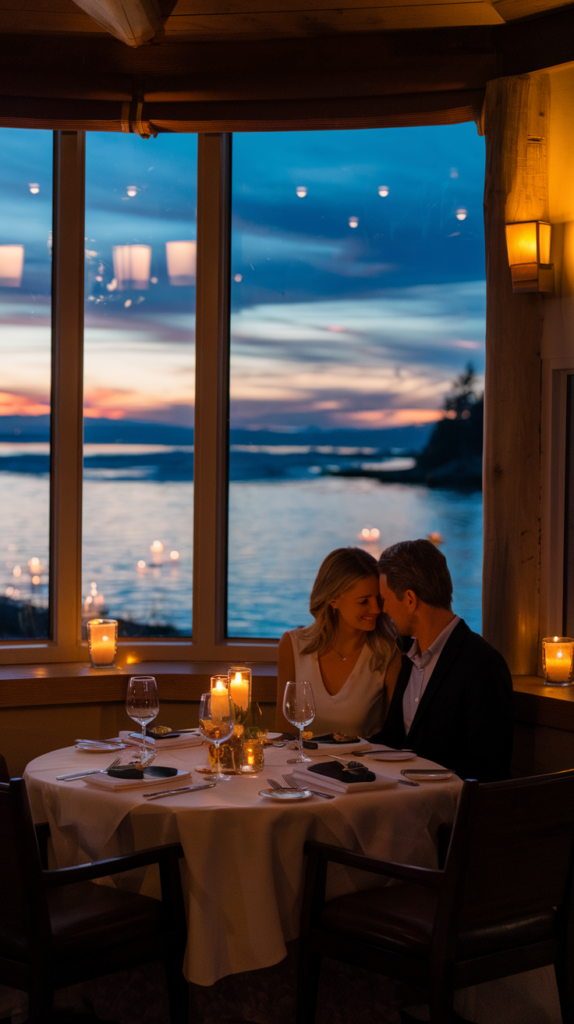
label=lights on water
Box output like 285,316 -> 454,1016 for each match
427,532 -> 444,546
126,185 -> 138,197
455,208 -> 468,221
137,560 -> 146,571
13,566 -> 21,578
170,550 -> 180,561
166,240 -> 196,286
450,168 -> 459,179
234,274 -> 243,283
359,527 -> 380,542
28,183 -> 40,194
348,216 -> 359,229
378,186 -> 389,197
296,186 -> 308,198
124,299 -> 132,308
0,245 -> 25,288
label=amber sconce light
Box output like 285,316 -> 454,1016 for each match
505,221 -> 553,293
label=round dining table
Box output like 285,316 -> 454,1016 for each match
24,741 -> 462,988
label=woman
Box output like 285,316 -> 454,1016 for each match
276,546 -> 401,738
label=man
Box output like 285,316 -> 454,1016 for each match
371,538 -> 513,782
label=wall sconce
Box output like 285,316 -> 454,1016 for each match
505,221 -> 553,293
112,244 -> 151,290
0,245 -> 24,287
165,241 -> 196,285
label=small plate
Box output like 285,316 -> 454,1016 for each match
372,751 -> 416,762
401,769 -> 454,782
265,732 -> 283,741
75,741 -> 126,752
259,788 -> 313,801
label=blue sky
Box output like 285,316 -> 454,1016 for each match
0,124 -> 486,430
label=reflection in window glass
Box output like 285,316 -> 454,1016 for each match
228,127 -> 485,638
83,134 -> 197,637
0,128 -> 52,639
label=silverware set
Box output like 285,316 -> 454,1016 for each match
56,749 -> 157,781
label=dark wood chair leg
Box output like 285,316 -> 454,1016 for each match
296,944 -> 321,1024
555,956 -> 574,1024
164,949 -> 189,1024
26,978 -> 55,1023
429,975 -> 455,1024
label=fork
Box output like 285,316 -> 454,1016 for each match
57,755 -> 122,781
283,772 -> 334,799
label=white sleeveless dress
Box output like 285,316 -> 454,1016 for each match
287,626 -> 388,738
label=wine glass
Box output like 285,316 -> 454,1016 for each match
126,676 -> 159,757
283,680 -> 315,764
198,691 -> 235,782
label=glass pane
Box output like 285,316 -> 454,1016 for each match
228,126 -> 485,638
83,134 -> 197,638
0,128 -> 52,640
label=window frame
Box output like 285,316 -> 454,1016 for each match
0,129 -> 278,666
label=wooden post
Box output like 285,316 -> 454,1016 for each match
482,73 -> 549,673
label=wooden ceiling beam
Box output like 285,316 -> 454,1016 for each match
70,0 -> 163,45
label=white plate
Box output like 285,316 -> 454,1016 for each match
84,767 -> 192,790
259,788 -> 312,801
265,732 -> 283,741
75,741 -> 126,752
401,769 -> 454,782
371,751 -> 416,762
305,737 -> 372,756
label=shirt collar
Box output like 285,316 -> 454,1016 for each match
406,615 -> 460,669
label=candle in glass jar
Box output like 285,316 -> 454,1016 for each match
87,619 -> 117,667
210,675 -> 230,719
542,637 -> 574,684
229,667 -> 251,711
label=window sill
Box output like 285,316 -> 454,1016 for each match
513,674 -> 574,731
0,662 -> 278,708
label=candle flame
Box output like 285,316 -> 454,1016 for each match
558,650 -> 563,658
233,672 -> 242,684
103,635 -> 108,642
554,636 -> 559,642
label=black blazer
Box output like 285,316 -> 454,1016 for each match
370,619 -> 514,782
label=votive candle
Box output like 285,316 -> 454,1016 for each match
87,619 -> 118,667
542,637 -> 574,685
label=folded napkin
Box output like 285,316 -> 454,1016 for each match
292,761 -> 397,795
118,730 -> 203,750
84,767 -> 192,791
303,736 -> 372,756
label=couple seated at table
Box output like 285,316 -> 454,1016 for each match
277,539 -> 513,782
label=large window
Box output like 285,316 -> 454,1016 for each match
83,134 -> 197,638
0,126 -> 485,662
0,129 -> 52,640
228,127 -> 485,638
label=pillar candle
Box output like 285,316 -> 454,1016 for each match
210,676 -> 230,719
229,668 -> 250,711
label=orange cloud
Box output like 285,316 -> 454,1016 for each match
0,392 -> 50,416
343,408 -> 443,427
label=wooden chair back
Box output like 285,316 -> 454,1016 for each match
0,778 -> 52,956
442,772 -> 574,933
0,754 -> 9,782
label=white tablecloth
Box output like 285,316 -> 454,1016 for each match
22,745 -> 562,1024
24,744 -> 461,987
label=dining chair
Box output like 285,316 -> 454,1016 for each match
0,776 -> 188,1024
297,771 -> 574,1024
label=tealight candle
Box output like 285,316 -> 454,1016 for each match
240,737 -> 264,774
228,665 -> 251,712
87,619 -> 118,668
542,637 -> 574,685
210,675 -> 230,719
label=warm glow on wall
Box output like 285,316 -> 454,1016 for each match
505,221 -> 553,293
0,245 -> 24,287
165,240 -> 196,285
112,244 -> 151,290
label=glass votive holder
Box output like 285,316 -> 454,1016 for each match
542,637 -> 574,685
210,674 -> 230,719
240,737 -> 265,774
228,665 -> 252,715
87,618 -> 118,668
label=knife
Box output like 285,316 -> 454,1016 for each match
143,783 -> 216,799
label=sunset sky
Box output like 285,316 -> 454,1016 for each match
0,124 -> 486,431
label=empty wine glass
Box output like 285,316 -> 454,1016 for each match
126,675 -> 159,756
198,691 -> 235,781
283,680 -> 315,764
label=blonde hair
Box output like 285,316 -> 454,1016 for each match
301,547 -> 396,673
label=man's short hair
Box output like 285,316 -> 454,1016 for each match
378,539 -> 453,610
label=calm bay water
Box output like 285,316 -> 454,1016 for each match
0,468 -> 482,637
